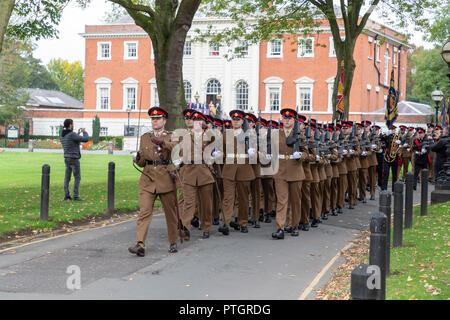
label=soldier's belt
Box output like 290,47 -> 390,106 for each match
145,160 -> 171,166
226,153 -> 249,159
278,155 -> 299,159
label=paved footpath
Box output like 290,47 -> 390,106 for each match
0,184 -> 432,300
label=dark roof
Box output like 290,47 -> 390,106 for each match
23,88 -> 83,109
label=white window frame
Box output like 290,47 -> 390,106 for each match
297,37 -> 314,58
237,41 -> 249,56
263,76 -> 284,112
95,77 -> 112,110
235,80 -> 249,110
326,77 -> 335,113
149,78 -> 159,107
294,76 -> 315,113
184,41 -> 192,56
100,127 -> 108,137
121,77 -> 139,111
97,41 -> 111,60
393,47 -> 398,66
267,39 -> 283,58
384,49 -> 390,86
184,80 -> 192,103
329,35 -> 345,58
208,42 -> 220,57
376,40 -> 381,62
124,41 -> 138,60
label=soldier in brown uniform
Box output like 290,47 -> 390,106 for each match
300,118 -> 314,230
329,125 -> 341,216
357,123 -> 369,203
337,122 -> 351,212
309,123 -> 325,227
262,120 -> 279,223
364,121 -> 379,201
322,125 -> 337,220
129,107 -> 181,256
272,108 -> 308,239
179,111 -> 216,239
344,121 -> 359,209
212,117 -> 224,225
219,109 -> 256,235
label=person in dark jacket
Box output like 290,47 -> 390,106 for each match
61,119 -> 89,200
430,127 -> 449,180
412,127 -> 431,190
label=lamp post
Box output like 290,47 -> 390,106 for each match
216,93 -> 222,118
126,107 -> 131,136
431,40 -> 450,203
431,86 -> 443,126
194,91 -> 200,109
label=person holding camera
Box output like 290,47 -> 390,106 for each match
60,119 -> 89,201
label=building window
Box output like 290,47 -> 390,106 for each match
207,79 -> 221,95
376,41 -> 380,61
151,86 -> 159,107
393,47 -> 397,66
124,41 -> 138,60
329,37 -> 336,57
184,42 -> 192,56
97,42 -> 111,60
184,81 -> 192,102
100,88 -> 110,110
298,37 -> 314,58
268,88 -> 280,111
209,42 -> 220,56
121,77 -> 139,110
298,87 -> 312,111
236,80 -> 249,110
126,87 -> 137,110
95,77 -> 112,110
267,39 -> 282,58
238,41 -> 248,56
384,49 -> 390,85
100,127 -> 108,137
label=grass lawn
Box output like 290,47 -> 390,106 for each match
0,152 -> 160,239
386,202 -> 450,300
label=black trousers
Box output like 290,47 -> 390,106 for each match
381,158 -> 398,192
376,154 -> 384,187
64,158 -> 81,198
413,162 -> 427,189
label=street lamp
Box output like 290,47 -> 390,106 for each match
194,91 -> 199,104
431,86 -> 444,126
216,93 -> 222,118
126,107 -> 131,136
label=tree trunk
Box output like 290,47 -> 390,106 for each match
0,0 -> 15,53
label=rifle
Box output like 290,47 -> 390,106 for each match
267,112 -> 273,155
318,132 -> 331,154
255,110 -> 262,150
242,115 -> 250,152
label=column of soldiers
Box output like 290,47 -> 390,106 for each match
128,105 -> 440,256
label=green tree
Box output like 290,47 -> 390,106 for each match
423,1 -> 450,46
23,119 -> 29,142
106,0 -> 202,129
1,0 -> 77,53
92,115 -> 100,144
47,58 -> 84,101
410,47 -> 448,106
201,0 -> 441,119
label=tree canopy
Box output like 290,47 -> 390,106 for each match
47,58 -> 84,101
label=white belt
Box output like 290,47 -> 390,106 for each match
278,155 -> 293,159
226,154 -> 249,159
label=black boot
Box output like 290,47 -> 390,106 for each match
348,205 -> 354,209
191,216 -> 199,228
264,214 -> 272,223
253,220 -> 260,228
311,219 -> 320,228
259,209 -> 264,222
241,226 -> 249,233
301,223 -> 310,231
230,220 -> 240,230
270,210 -> 276,218
128,242 -> 145,257
291,227 -> 299,237
212,217 -> 220,225
284,226 -> 293,233
331,208 -> 338,216
322,212 -> 328,220
370,196 -> 375,200
218,224 -> 229,235
337,207 -> 343,214
271,229 -> 284,239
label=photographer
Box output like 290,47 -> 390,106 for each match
60,119 -> 89,201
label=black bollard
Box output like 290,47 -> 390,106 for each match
379,191 -> 391,277
404,172 -> 414,229
351,264 -> 382,300
108,162 -> 115,213
420,169 -> 428,216
40,164 -> 50,221
368,212 -> 387,300
393,181 -> 404,247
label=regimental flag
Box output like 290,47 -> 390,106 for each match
439,99 -> 449,127
336,61 -> 345,119
385,68 -> 398,129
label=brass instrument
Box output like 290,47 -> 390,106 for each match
384,133 -> 400,163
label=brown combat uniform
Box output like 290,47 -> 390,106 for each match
135,130 -> 180,246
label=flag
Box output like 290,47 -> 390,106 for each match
440,99 -> 449,127
336,61 -> 345,119
385,68 -> 398,129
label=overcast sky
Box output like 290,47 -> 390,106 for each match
33,0 -> 435,68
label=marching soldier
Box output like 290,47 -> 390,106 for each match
308,123 -> 323,226
219,109 -> 256,235
179,111 -> 216,239
300,119 -> 315,230
364,122 -> 379,201
357,123 -> 369,203
129,106 -> 181,256
413,127 -> 431,190
212,117 -> 224,225
381,125 -> 401,192
399,125 -> 412,182
336,124 -> 349,213
343,121 -> 358,209
272,108 -> 307,239
329,125 -> 341,216
374,125 -> 384,188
